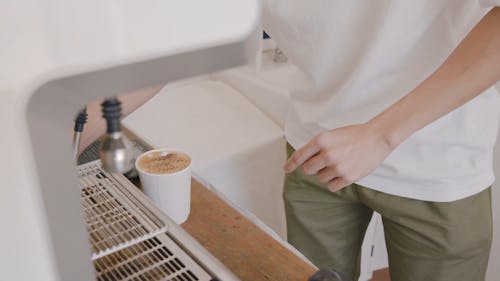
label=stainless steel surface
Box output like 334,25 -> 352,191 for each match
78,164 -> 167,259
78,160 -> 239,280
273,47 -> 288,63
99,132 -> 134,173
93,234 -> 209,281
73,131 -> 81,160
79,140 -> 102,165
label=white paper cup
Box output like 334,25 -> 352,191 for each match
135,149 -> 191,224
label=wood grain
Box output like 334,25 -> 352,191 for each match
182,179 -> 316,281
371,268 -> 390,281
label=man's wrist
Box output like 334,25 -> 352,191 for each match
366,115 -> 408,150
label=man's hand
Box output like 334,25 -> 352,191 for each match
284,123 -> 393,192
284,7 -> 500,192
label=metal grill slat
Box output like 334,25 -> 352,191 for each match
93,235 -> 204,281
78,170 -> 167,259
78,161 -> 212,281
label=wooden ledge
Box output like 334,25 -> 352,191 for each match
182,179 -> 316,280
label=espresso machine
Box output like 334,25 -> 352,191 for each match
0,1 -> 259,280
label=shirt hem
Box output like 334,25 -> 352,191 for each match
356,174 -> 495,202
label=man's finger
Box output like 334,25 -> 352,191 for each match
327,178 -> 350,192
284,142 -> 320,173
302,154 -> 327,175
316,166 -> 338,183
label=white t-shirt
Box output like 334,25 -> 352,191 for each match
263,0 -> 500,202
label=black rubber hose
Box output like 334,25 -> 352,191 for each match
74,107 -> 88,133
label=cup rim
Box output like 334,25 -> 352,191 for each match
135,148 -> 192,177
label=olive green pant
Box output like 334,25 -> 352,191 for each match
284,144 -> 492,281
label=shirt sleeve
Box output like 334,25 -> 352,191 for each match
480,0 -> 500,7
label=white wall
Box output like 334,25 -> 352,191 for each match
486,82 -> 500,281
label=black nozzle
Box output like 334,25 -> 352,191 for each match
308,269 -> 349,281
101,97 -> 122,134
74,107 -> 88,133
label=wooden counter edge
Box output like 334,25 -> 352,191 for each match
182,179 -> 316,281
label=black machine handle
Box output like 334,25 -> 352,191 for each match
101,97 -> 122,134
308,269 -> 349,281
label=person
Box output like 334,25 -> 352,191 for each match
78,2 -> 500,280
262,1 -> 500,281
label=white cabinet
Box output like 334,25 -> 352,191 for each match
486,83 -> 500,281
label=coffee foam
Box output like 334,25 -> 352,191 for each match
138,151 -> 190,174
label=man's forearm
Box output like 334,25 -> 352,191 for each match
284,8 -> 500,191
370,7 -> 500,148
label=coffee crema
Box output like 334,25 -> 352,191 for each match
137,151 -> 191,174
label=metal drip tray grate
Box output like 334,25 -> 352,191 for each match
79,164 -> 167,259
94,234 -> 205,281
78,161 -> 212,281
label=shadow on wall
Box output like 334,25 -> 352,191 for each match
486,82 -> 500,281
